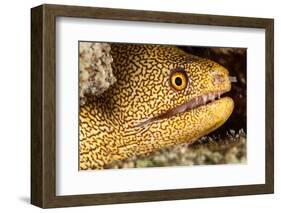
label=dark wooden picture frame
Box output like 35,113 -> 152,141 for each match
31,4 -> 274,208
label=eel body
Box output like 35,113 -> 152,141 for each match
79,44 -> 234,170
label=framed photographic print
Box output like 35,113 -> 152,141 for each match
31,4 -> 274,208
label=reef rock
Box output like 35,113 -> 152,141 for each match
79,42 -> 116,105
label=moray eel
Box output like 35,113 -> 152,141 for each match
80,44 -> 234,170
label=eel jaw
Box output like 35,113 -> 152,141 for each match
135,90 -> 230,127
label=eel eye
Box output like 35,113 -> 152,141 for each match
170,69 -> 188,91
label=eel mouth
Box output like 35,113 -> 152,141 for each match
135,90 -> 229,127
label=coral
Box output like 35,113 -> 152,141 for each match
79,42 -> 116,105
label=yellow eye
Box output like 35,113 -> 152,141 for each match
170,70 -> 188,91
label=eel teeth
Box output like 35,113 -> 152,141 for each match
135,90 -> 227,128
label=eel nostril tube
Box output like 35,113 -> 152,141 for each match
229,76 -> 237,83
